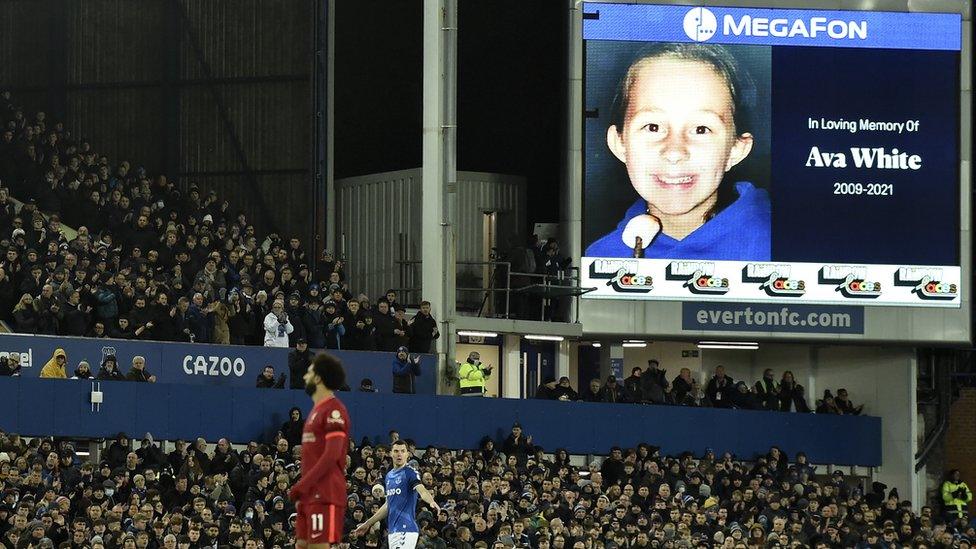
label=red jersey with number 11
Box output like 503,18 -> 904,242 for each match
300,396 -> 350,504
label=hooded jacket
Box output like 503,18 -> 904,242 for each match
392,349 -> 421,394
281,407 -> 304,449
584,182 -> 770,260
39,348 -> 67,379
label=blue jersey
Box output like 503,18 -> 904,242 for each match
385,466 -> 421,533
584,181 -> 771,261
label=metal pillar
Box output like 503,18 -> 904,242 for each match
556,340 -> 572,380
502,334 -> 523,399
423,0 -> 458,393
311,0 -> 331,258
564,0 -> 584,321
324,0 -> 337,254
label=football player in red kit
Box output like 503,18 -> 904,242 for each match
288,353 -> 350,548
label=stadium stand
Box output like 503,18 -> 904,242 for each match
0,91 -> 442,354
0,419 -> 971,549
0,12 -> 969,548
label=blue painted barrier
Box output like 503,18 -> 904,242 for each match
0,333 -> 437,394
0,377 -> 881,466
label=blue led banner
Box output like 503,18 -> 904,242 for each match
583,3 -> 961,51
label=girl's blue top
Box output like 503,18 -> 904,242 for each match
584,182 -> 771,261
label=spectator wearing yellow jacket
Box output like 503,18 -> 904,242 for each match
942,469 -> 973,521
458,351 -> 492,396
39,348 -> 68,379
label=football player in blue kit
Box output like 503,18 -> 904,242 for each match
352,440 -> 440,548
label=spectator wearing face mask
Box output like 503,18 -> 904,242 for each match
458,351 -> 492,397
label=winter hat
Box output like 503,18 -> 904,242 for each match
699,484 -> 711,498
397,346 -> 408,354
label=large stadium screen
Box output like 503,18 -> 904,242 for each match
580,3 -> 962,308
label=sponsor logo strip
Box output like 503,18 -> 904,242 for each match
581,257 -> 961,308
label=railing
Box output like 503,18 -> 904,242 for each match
394,259 -> 593,322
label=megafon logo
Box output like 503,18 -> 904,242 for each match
742,264 -> 805,297
895,267 -> 958,301
819,265 -> 881,299
683,7 -> 717,41
588,260 -> 652,294
716,12 -> 868,40
666,261 -> 729,295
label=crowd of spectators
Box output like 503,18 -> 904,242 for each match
545,363 -> 865,415
1,422 -> 973,549
0,91 -> 439,354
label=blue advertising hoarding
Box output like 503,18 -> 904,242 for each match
0,333 -> 437,394
0,377 -> 882,466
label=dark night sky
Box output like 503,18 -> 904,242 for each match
334,0 -> 566,228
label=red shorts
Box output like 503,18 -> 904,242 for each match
296,501 -> 344,544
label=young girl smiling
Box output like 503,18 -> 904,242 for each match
586,43 -> 770,260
